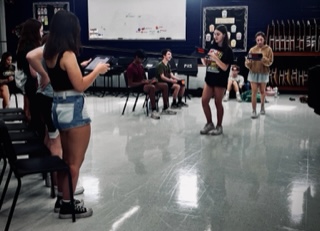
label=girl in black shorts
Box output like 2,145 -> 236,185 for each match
200,25 -> 234,135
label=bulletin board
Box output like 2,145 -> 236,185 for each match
33,2 -> 70,33
203,6 -> 248,52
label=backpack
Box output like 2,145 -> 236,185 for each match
241,90 -> 261,102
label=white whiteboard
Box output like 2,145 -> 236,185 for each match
87,0 -> 186,40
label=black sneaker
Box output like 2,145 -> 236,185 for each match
59,201 -> 93,219
54,197 -> 84,213
171,102 -> 181,109
178,101 -> 188,107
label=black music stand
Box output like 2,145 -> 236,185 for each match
84,55 -> 112,97
143,57 -> 160,71
176,58 -> 198,102
169,58 -> 178,73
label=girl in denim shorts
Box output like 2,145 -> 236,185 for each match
27,10 -> 109,219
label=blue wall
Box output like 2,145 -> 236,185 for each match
4,0 -> 320,60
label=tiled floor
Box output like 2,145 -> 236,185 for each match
1,93 -> 320,231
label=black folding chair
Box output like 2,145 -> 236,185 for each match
0,120 -> 75,231
121,71 -> 150,116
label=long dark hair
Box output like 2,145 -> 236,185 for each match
214,24 -> 230,48
16,18 -> 42,53
0,52 -> 12,67
44,10 -> 81,60
16,18 -> 42,69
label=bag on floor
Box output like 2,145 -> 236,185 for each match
241,90 -> 261,102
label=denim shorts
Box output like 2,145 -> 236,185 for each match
52,91 -> 91,130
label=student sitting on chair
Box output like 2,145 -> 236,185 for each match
156,48 -> 188,109
223,64 -> 244,102
126,49 -> 176,119
0,52 -> 15,108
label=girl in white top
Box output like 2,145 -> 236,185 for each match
224,65 -> 244,102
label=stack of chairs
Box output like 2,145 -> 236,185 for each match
0,108 -> 76,231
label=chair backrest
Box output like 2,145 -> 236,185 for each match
118,57 -> 133,71
123,71 -> 129,88
168,58 -> 177,73
147,67 -> 157,80
0,120 -> 18,165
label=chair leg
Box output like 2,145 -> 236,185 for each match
121,93 -> 130,115
5,177 -> 22,231
67,170 -> 75,222
50,172 -> 56,198
146,99 -> 149,116
14,94 -> 18,108
143,95 -> 149,116
0,158 -> 7,186
132,93 -> 140,112
0,169 -> 12,210
156,93 -> 161,112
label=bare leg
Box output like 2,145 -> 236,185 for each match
144,84 -> 156,109
60,124 -> 91,200
178,85 -> 185,97
232,81 -> 239,92
259,83 -> 267,108
226,80 -> 232,92
0,86 -> 4,108
171,84 -> 180,101
201,83 -> 214,124
0,85 -> 10,108
250,82 -> 259,111
155,82 -> 169,108
213,87 -> 225,126
49,134 -> 62,187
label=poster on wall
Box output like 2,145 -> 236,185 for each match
33,2 -> 70,33
203,6 -> 248,52
87,0 -> 186,40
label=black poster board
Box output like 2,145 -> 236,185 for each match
203,6 -> 248,52
33,2 -> 70,33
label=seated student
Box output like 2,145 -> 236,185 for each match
223,64 -> 245,102
156,48 -> 188,109
0,52 -> 15,108
126,49 -> 176,119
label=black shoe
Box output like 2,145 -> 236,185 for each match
54,197 -> 84,213
178,101 -> 188,107
59,201 -> 93,219
171,102 -> 181,109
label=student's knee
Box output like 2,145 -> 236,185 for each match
201,95 -> 209,104
158,82 -> 168,91
149,85 -> 156,93
173,83 -> 180,90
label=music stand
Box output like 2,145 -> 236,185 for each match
143,57 -> 160,70
84,55 -> 111,97
176,58 -> 198,102
169,58 -> 178,73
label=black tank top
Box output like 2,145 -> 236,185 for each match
47,52 -> 73,91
